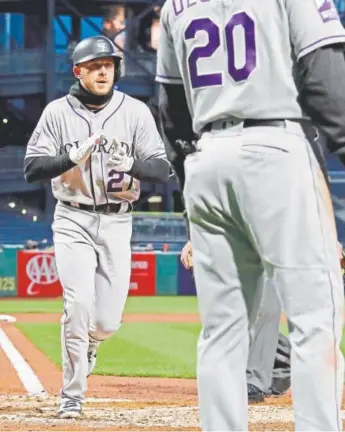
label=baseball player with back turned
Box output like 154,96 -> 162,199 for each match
156,0 -> 345,430
24,35 -> 169,419
163,136 -> 291,402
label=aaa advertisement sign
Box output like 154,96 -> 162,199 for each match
17,251 -> 156,298
17,251 -> 62,297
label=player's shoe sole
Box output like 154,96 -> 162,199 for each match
56,409 -> 82,419
56,400 -> 82,419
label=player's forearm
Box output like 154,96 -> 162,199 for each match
128,158 -> 170,183
24,154 -> 76,183
169,151 -> 186,192
297,44 -> 345,163
158,83 -> 197,149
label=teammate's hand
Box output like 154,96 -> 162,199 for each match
181,240 -> 193,270
175,139 -> 199,156
108,136 -> 134,172
338,241 -> 345,275
69,130 -> 104,165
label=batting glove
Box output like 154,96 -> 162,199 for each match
108,137 -> 134,172
69,130 -> 104,165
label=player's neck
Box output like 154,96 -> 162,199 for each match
69,81 -> 113,110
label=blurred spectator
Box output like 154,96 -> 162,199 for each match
150,6 -> 161,51
103,5 -> 126,51
137,6 -> 161,52
145,243 -> 154,251
24,240 -> 38,250
67,39 -> 78,65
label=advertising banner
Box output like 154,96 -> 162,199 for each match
16,251 -> 158,298
155,252 -> 178,295
17,250 -> 62,297
129,253 -> 156,296
177,259 -> 196,295
0,246 -> 18,297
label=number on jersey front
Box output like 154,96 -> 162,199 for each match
185,12 -> 257,89
107,169 -> 124,193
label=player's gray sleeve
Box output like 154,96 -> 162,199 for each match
286,0 -> 345,60
155,4 -> 183,85
133,103 -> 167,161
297,44 -> 345,163
24,104 -> 60,159
127,103 -> 169,183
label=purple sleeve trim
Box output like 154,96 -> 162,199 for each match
156,74 -> 183,80
298,34 -> 345,58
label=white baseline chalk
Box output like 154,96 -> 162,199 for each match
0,327 -> 46,396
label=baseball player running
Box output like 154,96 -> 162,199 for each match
24,35 -> 169,419
156,0 -> 345,430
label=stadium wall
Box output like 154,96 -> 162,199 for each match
0,247 -> 196,298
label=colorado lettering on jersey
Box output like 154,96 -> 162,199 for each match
60,139 -> 130,156
24,90 -> 167,206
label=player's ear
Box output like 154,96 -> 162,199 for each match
73,65 -> 82,79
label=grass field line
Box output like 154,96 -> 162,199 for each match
0,328 -> 46,397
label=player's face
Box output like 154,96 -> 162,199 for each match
76,57 -> 115,95
108,7 -> 126,33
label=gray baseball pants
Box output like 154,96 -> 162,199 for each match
52,202 -> 132,403
184,119 -> 344,431
247,279 -> 281,393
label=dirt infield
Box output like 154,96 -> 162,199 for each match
0,312 -> 341,431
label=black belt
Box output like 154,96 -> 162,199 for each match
203,119 -> 287,132
61,201 -> 132,214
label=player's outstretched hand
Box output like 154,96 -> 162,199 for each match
108,136 -> 134,172
69,130 -> 104,165
181,240 -> 193,270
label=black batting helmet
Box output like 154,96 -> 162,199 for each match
72,36 -> 122,82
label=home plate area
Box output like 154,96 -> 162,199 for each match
0,394 -> 311,431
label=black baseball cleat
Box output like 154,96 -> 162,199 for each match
248,383 -> 265,403
270,376 -> 291,396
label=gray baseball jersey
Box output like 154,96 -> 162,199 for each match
25,90 -> 166,205
156,0 -> 345,135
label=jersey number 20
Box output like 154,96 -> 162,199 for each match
185,12 -> 256,89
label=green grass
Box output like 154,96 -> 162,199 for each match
0,299 -> 64,314
279,322 -> 345,357
11,298 -> 345,379
17,322 -> 200,378
0,296 -> 199,315
15,318 -> 345,379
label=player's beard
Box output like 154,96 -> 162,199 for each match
69,80 -> 114,107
